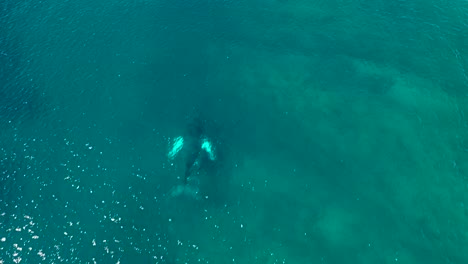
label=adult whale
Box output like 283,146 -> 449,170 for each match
168,115 -> 217,197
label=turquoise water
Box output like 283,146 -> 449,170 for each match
1,0 -> 468,263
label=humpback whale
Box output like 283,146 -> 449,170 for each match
168,116 -> 216,197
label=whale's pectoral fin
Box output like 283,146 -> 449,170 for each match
201,138 -> 216,161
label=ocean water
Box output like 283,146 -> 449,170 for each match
1,0 -> 467,263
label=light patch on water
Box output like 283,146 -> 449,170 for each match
37,250 -> 46,260
170,184 -> 200,199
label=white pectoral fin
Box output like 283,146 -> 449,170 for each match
201,138 -> 216,161
168,136 -> 184,160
